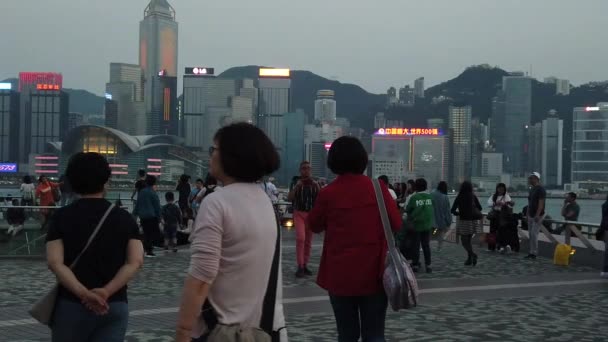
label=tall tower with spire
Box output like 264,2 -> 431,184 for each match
139,0 -> 178,114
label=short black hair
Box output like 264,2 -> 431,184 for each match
214,123 -> 280,182
459,181 -> 474,195
437,181 -> 448,195
23,175 -> 32,184
145,175 -> 157,187
196,178 -> 204,184
327,136 -> 368,175
415,178 -> 428,192
66,152 -> 111,195
165,192 -> 175,202
138,169 -> 146,178
568,192 -> 577,200
378,175 -> 390,185
205,173 -> 217,186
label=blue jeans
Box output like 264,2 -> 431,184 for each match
329,292 -> 388,342
51,298 -> 129,342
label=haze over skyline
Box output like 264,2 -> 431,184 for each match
1,0 -> 607,95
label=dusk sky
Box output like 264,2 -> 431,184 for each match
1,0 -> 606,95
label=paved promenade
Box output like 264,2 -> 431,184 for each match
1,231 -> 607,341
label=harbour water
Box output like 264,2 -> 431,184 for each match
0,189 -> 605,224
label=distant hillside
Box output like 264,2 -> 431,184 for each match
63,88 -> 104,115
1,78 -> 104,115
219,66 -> 385,129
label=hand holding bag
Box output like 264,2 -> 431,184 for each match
372,179 -> 419,311
29,204 -> 115,325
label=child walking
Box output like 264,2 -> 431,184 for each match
161,192 -> 182,253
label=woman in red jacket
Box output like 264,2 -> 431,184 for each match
308,136 -> 402,342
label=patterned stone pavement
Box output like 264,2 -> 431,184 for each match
2,230 -> 608,341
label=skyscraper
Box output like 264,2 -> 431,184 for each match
148,75 -> 178,135
257,68 -> 291,151
105,63 -> 145,135
282,111 -> 306,186
140,0 -> 178,114
571,103 -> 608,185
414,77 -> 425,98
449,104 -> 472,184
17,72 -> 69,164
0,82 -> 19,162
314,90 -> 337,123
541,110 -> 563,187
399,86 -> 415,106
182,68 -> 239,150
491,73 -> 532,175
526,122 -> 542,174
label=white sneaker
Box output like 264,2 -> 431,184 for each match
6,227 -> 13,235
601,272 -> 608,279
12,225 -> 23,237
506,246 -> 512,254
499,247 -> 505,254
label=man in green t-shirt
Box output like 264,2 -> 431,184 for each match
405,178 -> 434,273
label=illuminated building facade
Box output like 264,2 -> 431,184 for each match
148,75 -> 178,135
372,128 -> 447,186
17,73 -> 69,165
57,125 -> 202,181
140,0 -> 178,114
571,103 -> 608,184
257,68 -> 291,150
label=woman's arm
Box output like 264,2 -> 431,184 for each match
451,196 -> 460,216
176,276 -> 211,342
308,191 -> 327,233
47,240 -> 108,314
177,198 -> 223,340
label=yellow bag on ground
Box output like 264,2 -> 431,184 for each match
553,244 -> 573,266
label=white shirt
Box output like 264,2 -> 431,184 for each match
388,188 -> 398,201
260,181 -> 279,203
189,183 -> 287,340
487,194 -> 513,211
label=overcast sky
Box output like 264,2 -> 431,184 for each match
1,0 -> 606,95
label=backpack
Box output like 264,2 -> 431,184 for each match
22,187 -> 33,201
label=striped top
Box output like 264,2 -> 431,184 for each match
289,177 -> 320,212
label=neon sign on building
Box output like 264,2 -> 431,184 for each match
36,84 -> 60,91
375,128 -> 442,136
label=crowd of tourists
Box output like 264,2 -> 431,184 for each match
33,122 -> 608,341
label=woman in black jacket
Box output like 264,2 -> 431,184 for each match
451,181 -> 483,266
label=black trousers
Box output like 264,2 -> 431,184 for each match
461,234 -> 475,257
141,217 -> 159,254
329,292 -> 388,342
413,231 -> 431,267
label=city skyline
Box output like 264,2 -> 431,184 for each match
1,0 -> 607,95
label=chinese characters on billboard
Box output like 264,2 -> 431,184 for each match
376,128 -> 442,136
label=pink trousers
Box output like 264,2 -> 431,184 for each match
294,210 -> 313,267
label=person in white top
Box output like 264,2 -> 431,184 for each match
378,175 -> 398,201
487,183 -> 515,253
260,177 -> 279,203
176,123 -> 287,342
20,175 -> 36,206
